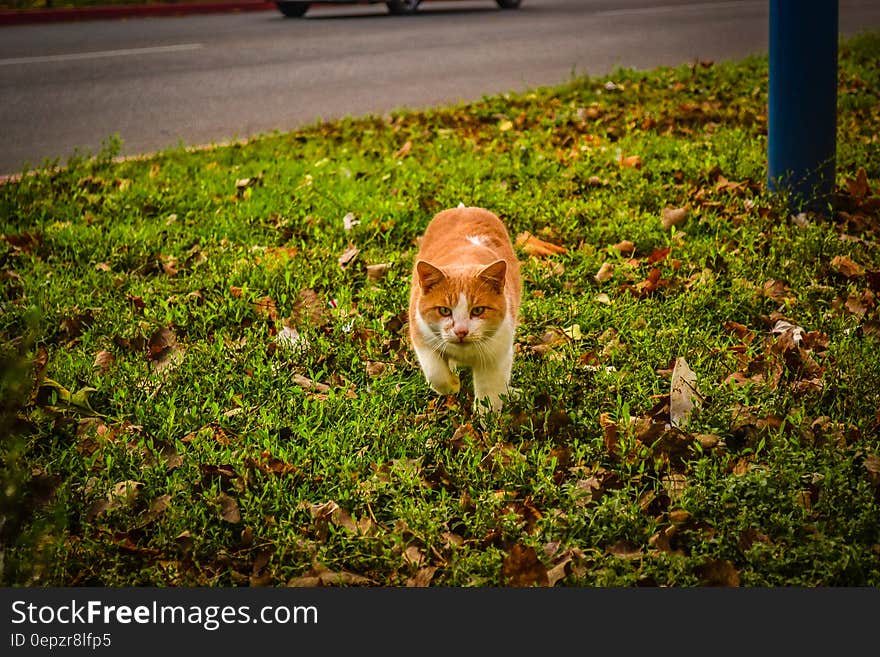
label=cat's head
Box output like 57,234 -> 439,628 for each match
414,259 -> 509,344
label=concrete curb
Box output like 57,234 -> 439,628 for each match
0,1 -> 276,25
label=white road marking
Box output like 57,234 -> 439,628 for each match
0,43 -> 203,67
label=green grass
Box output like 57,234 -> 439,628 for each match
2,31 -> 879,587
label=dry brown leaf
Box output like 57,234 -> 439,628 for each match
668,509 -> 691,524
338,245 -> 360,269
661,473 -> 688,502
612,239 -> 636,255
292,374 -> 331,394
696,559 -> 740,586
606,540 -> 642,560
306,500 -> 339,521
312,562 -> 372,587
147,327 -> 176,360
254,296 -> 278,321
594,262 -> 614,283
286,576 -> 322,587
546,556 -> 572,586
831,255 -> 865,278
139,494 -> 171,527
844,291 -> 872,317
218,493 -> 241,523
394,140 -> 412,158
109,480 -> 143,504
661,206 -> 689,229
502,543 -> 549,587
403,545 -> 426,568
290,288 -> 326,327
366,262 -> 392,282
406,566 -> 438,587
515,231 -> 567,257
762,279 -> 791,302
93,350 -> 115,373
645,246 -> 672,264
865,454 -> 880,487
669,357 -> 701,428
599,412 -> 620,458
847,167 -> 870,199
618,154 -> 643,169
331,506 -> 375,535
723,320 -> 754,342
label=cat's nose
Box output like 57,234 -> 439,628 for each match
454,327 -> 469,341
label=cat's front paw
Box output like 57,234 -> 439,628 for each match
429,371 -> 460,396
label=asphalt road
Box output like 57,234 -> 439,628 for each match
2,0 -> 879,176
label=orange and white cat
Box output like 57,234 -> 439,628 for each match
408,206 -> 521,413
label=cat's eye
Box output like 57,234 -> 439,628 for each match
437,307 -> 452,317
471,306 -> 486,317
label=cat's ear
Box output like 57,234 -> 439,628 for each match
416,261 -> 446,293
478,260 -> 507,293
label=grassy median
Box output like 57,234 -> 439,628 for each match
2,31 -> 879,587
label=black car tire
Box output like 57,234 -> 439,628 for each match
496,0 -> 521,8
386,0 -> 421,15
276,2 -> 309,17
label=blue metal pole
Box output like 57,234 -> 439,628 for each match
768,0 -> 839,212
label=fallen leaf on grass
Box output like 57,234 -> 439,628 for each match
254,296 -> 278,321
366,262 -> 392,282
761,279 -> 792,303
147,327 -> 184,376
135,494 -> 171,529
831,255 -> 865,278
661,206 -> 689,229
292,374 -> 331,394
618,154 -> 642,169
599,413 -> 620,458
612,240 -> 636,255
695,559 -> 740,586
289,288 -> 326,327
843,290 -> 874,317
661,473 -> 688,502
305,500 -> 375,536
288,562 -> 372,587
628,267 -> 670,298
846,167 -> 870,199
645,246 -> 672,265
403,545 -> 426,568
606,540 -> 642,560
594,262 -> 614,283
93,350 -> 115,373
245,451 -> 301,480
669,357 -> 701,428
218,493 -> 241,523
502,543 -> 549,587
110,480 -> 144,505
338,245 -> 360,269
515,231 -> 567,257
723,320 -> 754,343
864,453 -> 880,488
406,566 -> 438,587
